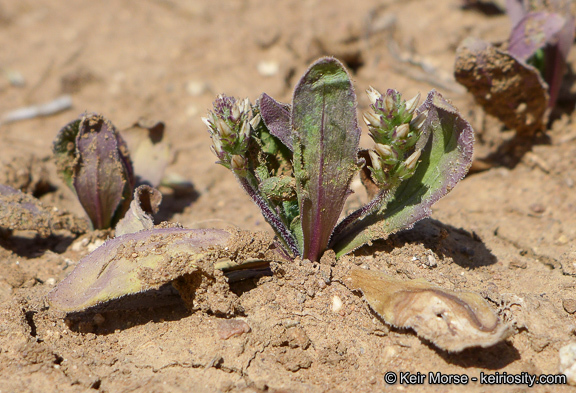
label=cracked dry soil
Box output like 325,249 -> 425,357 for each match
1,0 -> 576,392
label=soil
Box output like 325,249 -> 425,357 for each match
1,0 -> 576,392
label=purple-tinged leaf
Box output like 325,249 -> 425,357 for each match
508,11 -> 575,108
47,228 -> 231,312
73,114 -> 134,229
292,57 -> 361,261
454,37 -> 549,136
332,91 -> 474,257
259,93 -> 293,151
508,12 -> 567,61
506,0 -> 527,27
543,14 -> 575,107
115,185 -> 162,237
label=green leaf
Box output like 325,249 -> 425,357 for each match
292,57 -> 361,261
332,90 -> 474,257
52,119 -> 81,190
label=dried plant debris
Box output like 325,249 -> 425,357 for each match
347,268 -> 512,352
455,1 -> 575,135
121,119 -> 171,187
115,185 -> 162,237
0,184 -> 87,236
455,38 -> 549,136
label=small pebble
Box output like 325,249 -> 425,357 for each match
509,259 -> 527,269
426,253 -> 437,267
332,295 -> 343,313
529,203 -> 545,214
563,299 -> 576,314
217,319 -> 251,340
93,313 -> 106,325
185,80 -> 207,96
257,60 -> 279,77
45,278 -> 56,286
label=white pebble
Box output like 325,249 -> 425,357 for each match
332,295 -> 343,313
257,60 -> 279,77
185,80 -> 206,96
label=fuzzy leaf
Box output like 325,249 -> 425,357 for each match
348,268 -> 511,352
509,12 -> 567,61
47,228 -> 231,312
454,37 -> 549,135
259,93 -> 293,151
292,57 -> 361,261
509,11 -> 575,108
332,91 -> 473,257
73,114 -> 134,229
115,185 -> 162,236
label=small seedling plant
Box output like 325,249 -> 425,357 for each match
204,57 -> 473,261
48,57 -> 474,320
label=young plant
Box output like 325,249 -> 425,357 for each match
455,0 -> 575,136
205,57 -> 473,261
53,114 -> 172,230
53,113 -> 135,230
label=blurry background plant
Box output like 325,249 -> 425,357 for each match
53,113 -> 172,230
455,0 -> 575,140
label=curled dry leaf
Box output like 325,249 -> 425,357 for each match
121,118 -> 171,187
115,185 -> 162,237
348,268 -> 512,352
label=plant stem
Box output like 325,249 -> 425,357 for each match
329,188 -> 390,249
236,175 -> 300,256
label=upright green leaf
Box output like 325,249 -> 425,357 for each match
332,91 -> 473,257
292,57 -> 361,261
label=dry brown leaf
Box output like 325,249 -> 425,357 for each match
348,268 -> 512,352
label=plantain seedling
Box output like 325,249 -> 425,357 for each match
48,58 -> 502,352
455,0 -> 575,136
53,113 -> 135,230
205,57 -> 474,261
